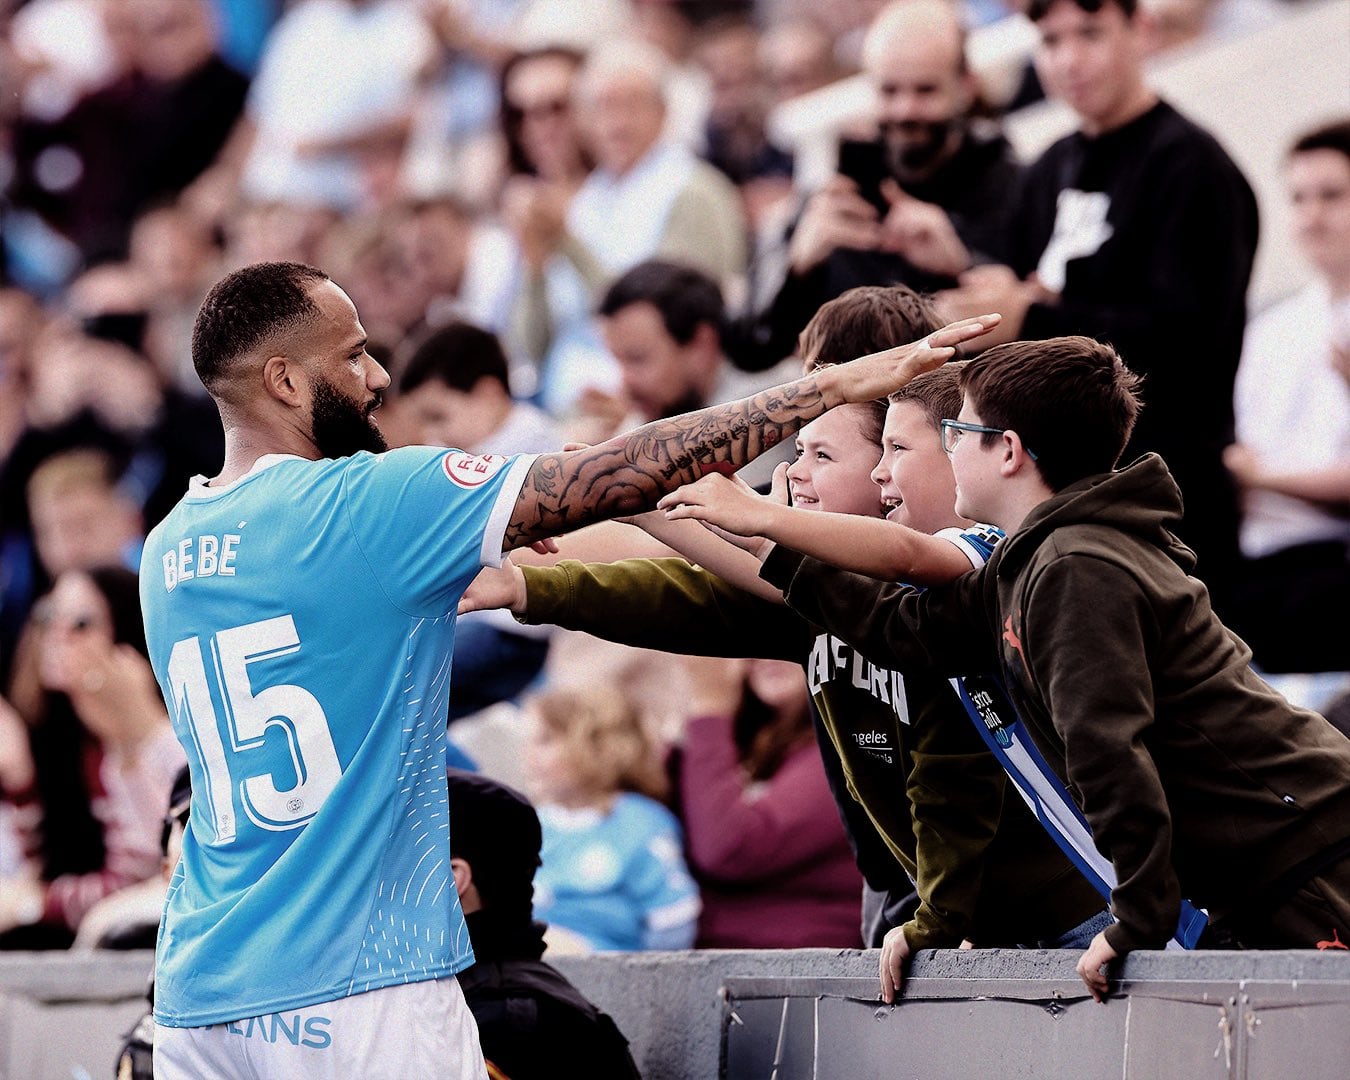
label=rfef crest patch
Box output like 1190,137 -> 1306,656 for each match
441,452 -> 509,488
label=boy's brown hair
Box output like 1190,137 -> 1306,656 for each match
889,360 -> 967,432
798,285 -> 941,371
958,336 -> 1142,491
800,285 -> 943,445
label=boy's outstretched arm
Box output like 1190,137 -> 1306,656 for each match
621,510 -> 786,604
502,315 -> 1000,551
620,463 -> 792,602
659,472 -> 976,585
760,549 -> 982,678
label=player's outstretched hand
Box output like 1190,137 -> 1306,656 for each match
657,472 -> 777,537
1075,930 -> 1119,1003
458,561 -> 527,616
830,313 -> 1001,405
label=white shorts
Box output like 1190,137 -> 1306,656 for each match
153,976 -> 486,1080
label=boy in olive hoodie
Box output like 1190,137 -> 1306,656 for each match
680,336 -> 1350,1000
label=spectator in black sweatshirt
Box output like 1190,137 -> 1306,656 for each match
938,0 -> 1258,614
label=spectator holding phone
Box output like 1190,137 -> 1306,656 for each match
733,0 -> 1022,372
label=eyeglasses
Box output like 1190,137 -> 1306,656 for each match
939,419 -> 1038,460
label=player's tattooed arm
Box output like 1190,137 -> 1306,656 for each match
506,380 -> 824,550
503,314 -> 1000,552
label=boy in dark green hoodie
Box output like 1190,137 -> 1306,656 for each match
673,335 -> 1350,1000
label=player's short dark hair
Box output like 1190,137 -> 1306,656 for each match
1026,0 -> 1137,21
959,336 -> 1142,491
598,259 -> 724,347
1289,118 -> 1350,163
399,321 -> 511,396
191,261 -> 330,390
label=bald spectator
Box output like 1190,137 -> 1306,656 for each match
567,37 -> 749,285
733,0 -> 1022,371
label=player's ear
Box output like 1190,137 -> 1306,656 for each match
450,857 -> 473,899
262,354 -> 305,408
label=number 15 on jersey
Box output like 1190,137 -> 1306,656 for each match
167,615 -> 342,843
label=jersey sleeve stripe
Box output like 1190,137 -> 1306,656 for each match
479,454 -> 538,567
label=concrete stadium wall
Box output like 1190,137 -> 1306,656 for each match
2,948 -> 1347,1079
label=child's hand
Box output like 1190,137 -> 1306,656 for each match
1075,930 -> 1119,1003
459,561 -> 528,616
657,473 -> 777,537
879,925 -> 912,1004
694,462 -> 790,555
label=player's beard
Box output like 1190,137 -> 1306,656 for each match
310,374 -> 388,458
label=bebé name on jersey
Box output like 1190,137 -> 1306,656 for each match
162,533 -> 242,592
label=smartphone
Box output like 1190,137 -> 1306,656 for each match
835,139 -> 890,218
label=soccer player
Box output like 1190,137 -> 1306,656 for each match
139,261 -> 995,1077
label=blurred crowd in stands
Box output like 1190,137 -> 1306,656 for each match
0,0 -> 1345,973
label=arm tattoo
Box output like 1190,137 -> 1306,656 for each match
505,376 -> 829,550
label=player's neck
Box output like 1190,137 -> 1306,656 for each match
210,425 -> 320,488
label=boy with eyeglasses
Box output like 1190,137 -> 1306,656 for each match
661,335 -> 1350,1001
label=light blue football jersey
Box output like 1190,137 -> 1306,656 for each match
533,793 -> 701,952
140,447 -> 535,1027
